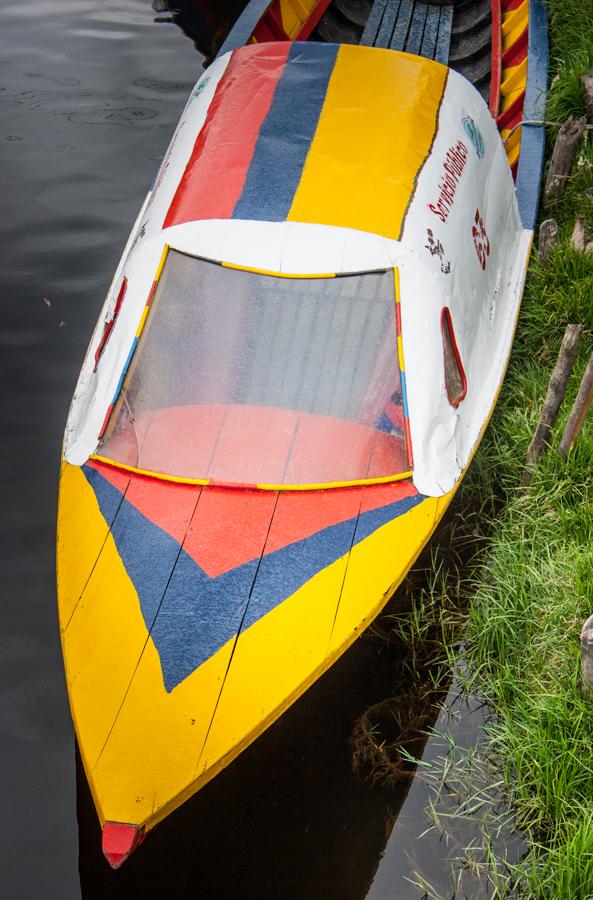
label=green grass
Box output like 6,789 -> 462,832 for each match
391,1 -> 593,893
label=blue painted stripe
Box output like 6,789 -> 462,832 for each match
244,492 -> 424,631
401,370 -> 410,419
111,336 -> 138,404
357,492 -> 422,542
84,464 -> 424,692
84,466 -> 185,632
376,411 -> 390,433
516,0 -> 548,231
232,42 -> 339,223
85,464 -> 127,528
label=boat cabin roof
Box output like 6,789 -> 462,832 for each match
64,40 -> 528,499
163,41 -> 449,242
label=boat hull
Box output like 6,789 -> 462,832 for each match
58,459 -> 451,833
57,0 -> 549,865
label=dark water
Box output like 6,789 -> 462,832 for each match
0,4 -> 514,897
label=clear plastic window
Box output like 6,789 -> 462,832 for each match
99,250 -> 410,485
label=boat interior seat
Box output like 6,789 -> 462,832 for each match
360,0 -> 454,64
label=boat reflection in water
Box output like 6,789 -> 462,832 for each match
77,612 -> 446,898
152,0 -> 248,64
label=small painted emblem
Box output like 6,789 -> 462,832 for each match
194,75 -> 211,97
462,115 -> 485,159
425,228 -> 451,274
472,209 -> 490,270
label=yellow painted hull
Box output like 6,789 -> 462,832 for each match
57,459 -> 453,837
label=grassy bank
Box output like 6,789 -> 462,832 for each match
395,1 -> 593,895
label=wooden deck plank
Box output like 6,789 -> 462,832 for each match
420,4 -> 441,60
434,4 -> 454,64
375,0 -> 402,48
404,2 -> 428,56
389,0 -> 414,51
360,0 -> 388,45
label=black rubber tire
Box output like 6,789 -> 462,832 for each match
314,6 -> 363,43
333,0 -> 373,28
450,0 -> 492,100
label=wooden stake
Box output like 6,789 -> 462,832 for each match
581,614 -> 593,697
558,350 -> 593,459
538,218 -> 558,265
571,216 -> 586,252
522,324 -> 584,483
582,74 -> 593,126
543,116 -> 587,207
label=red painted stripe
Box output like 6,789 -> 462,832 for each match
297,0 -> 333,40
87,458 -> 131,494
403,418 -> 413,468
164,44 -> 291,229
502,0 -> 523,9
94,277 -> 127,371
489,0 -> 503,117
358,480 -> 416,515
497,91 -> 525,130
183,486 -> 277,577
497,90 -> 525,129
252,19 -> 285,41
102,823 -> 144,870
502,108 -> 523,134
145,279 -> 158,307
97,403 -> 114,441
208,404 -> 299,484
394,299 -> 402,336
502,27 -> 528,67
125,475 -> 199,544
253,4 -> 289,41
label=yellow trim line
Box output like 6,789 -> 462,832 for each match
221,261 -> 336,279
154,244 -> 169,282
89,455 -> 413,491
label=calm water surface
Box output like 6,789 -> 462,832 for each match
0,4 -> 510,896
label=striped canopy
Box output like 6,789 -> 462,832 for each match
164,42 -> 448,241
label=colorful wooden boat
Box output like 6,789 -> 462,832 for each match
57,0 -> 548,868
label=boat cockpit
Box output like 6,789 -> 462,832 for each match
98,250 -> 412,488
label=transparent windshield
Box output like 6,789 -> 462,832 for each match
99,250 -> 409,485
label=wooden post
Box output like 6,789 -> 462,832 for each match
571,216 -> 586,252
558,350 -> 593,459
538,218 -> 558,264
522,324 -> 584,483
543,116 -> 587,207
582,75 -> 593,126
581,614 -> 593,697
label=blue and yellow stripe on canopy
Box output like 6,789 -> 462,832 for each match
286,44 -> 448,240
165,42 -> 448,241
